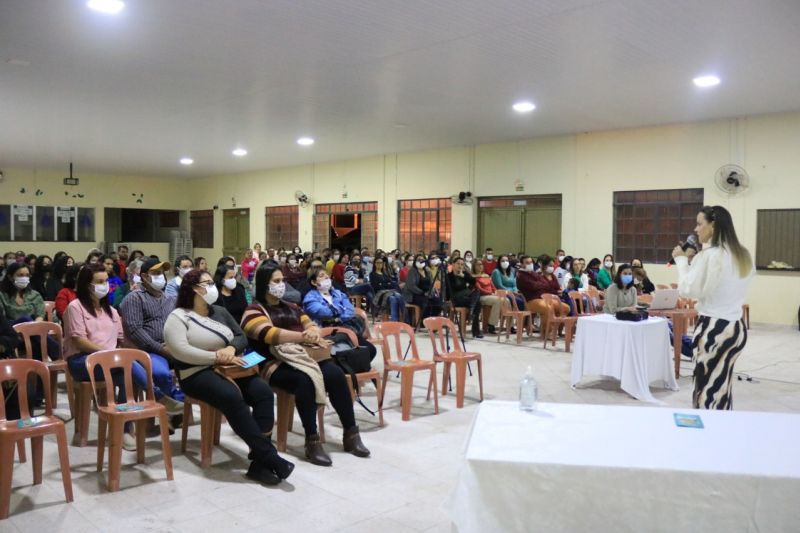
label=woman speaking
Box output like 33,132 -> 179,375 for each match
672,205 -> 753,410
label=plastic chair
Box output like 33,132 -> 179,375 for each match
670,283 -> 678,289
541,294 -> 578,352
448,306 -> 470,338
637,294 -> 654,304
568,292 -> 594,316
423,317 -> 483,409
354,308 -> 380,343
44,301 -> 57,322
495,290 -> 531,344
405,304 -> 422,330
656,284 -> 670,290
180,396 -> 221,468
86,349 -> 173,492
13,322 -> 72,414
348,294 -> 364,313
0,359 -> 73,519
375,322 -> 438,421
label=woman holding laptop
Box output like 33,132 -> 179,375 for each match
672,205 -> 753,410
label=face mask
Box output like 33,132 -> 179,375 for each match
150,274 -> 166,290
133,274 -> 142,284
294,249 -> 301,254
201,285 -> 219,305
558,255 -> 566,262
486,254 -> 494,261
179,267 -> 192,277
223,278 -> 237,290
93,282 -> 110,299
431,258 -> 441,266
318,278 -> 332,291
634,278 -> 642,285
416,261 -> 426,269
269,281 -> 286,299
279,257 -> 287,264
465,255 -> 473,261
621,274 -> 634,285
14,277 -> 30,290
524,264 -> 534,272
288,259 -> 297,267
604,261 -> 614,269
406,260 -> 414,267
546,266 -> 555,274
333,254 -> 340,261
500,261 -> 509,269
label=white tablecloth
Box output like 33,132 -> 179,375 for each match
447,401 -> 800,533
571,314 -> 678,402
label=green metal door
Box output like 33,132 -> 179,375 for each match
222,208 -> 250,260
479,208 -> 523,255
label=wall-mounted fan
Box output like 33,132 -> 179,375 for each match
714,164 -> 750,195
295,190 -> 311,207
451,191 -> 474,205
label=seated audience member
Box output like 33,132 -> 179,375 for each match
402,254 -> 434,318
554,249 -> 566,270
482,248 -> 497,275
165,255 -> 194,297
630,258 -> 643,269
47,255 -> 72,301
253,242 -> 263,257
561,278 -> 582,316
241,265 -> 370,466
282,253 -> 305,289
472,259 -> 502,334
491,255 -> 527,311
554,256 -> 573,289
325,249 -> 340,275
194,256 -> 208,272
463,250 -> 474,273
241,248 -> 259,284
213,264 -> 248,323
120,258 -> 185,415
55,264 -> 82,320
0,263 -> 49,328
101,255 -> 124,297
0,304 -> 24,419
398,254 -> 413,287
596,254 -> 616,290
63,263 -> 133,444
447,257 -> 483,338
25,254 -> 38,274
296,257 -> 325,300
426,252 -> 447,315
632,267 -> 656,295
30,255 -> 53,299
217,256 -> 251,297
115,245 -> 130,281
585,257 -> 602,288
369,256 -> 405,322
331,252 -> 349,290
604,264 -> 638,314
113,259 -> 142,309
344,252 -> 374,307
518,255 -> 570,333
129,249 -> 145,263
86,250 -> 102,265
164,269 -> 294,485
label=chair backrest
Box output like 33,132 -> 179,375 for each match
0,359 -> 52,420
638,294 -> 654,304
376,321 -> 420,363
568,291 -> 585,314
656,284 -> 670,290
670,283 -> 678,289
86,349 -> 153,406
541,293 -> 565,318
44,301 -> 56,322
319,326 -> 359,347
423,316 -> 464,355
353,308 -> 377,340
13,321 -> 63,362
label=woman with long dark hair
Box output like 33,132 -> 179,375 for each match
30,255 -> 53,298
672,205 -> 754,410
603,264 -> 638,314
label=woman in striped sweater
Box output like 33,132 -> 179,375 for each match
241,264 -> 370,466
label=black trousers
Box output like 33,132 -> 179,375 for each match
180,368 -> 278,461
452,290 -> 481,328
269,360 -> 356,437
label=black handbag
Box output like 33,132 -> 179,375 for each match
616,310 -> 649,322
324,330 -> 375,415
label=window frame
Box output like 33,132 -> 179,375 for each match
397,198 -> 452,253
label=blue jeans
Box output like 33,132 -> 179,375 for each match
387,293 -> 405,321
68,352 -> 181,401
68,353 -> 128,402
348,284 -> 375,311
12,316 -> 61,360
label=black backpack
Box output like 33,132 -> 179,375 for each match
324,330 -> 376,415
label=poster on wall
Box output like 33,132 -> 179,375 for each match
13,205 -> 33,222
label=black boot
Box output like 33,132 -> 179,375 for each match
343,426 -> 370,458
305,434 -> 333,466
472,323 -> 484,339
487,325 -> 496,334
246,460 -> 281,486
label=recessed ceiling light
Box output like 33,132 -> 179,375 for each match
179,157 -> 194,165
693,75 -> 720,88
232,148 -> 248,157
512,101 -> 536,113
297,137 -> 315,146
87,0 -> 125,14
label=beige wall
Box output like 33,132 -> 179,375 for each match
4,113 -> 799,325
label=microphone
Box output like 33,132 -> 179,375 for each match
667,234 -> 698,266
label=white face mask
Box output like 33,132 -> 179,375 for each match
524,264 -> 534,272
500,261 -> 509,269
431,258 -> 441,266
288,259 -> 297,267
93,282 -> 110,299
223,278 -> 237,290
416,261 -> 426,269
486,254 -> 494,261
14,276 -> 30,290
465,255 -> 473,261
279,257 -> 287,264
132,274 -> 142,284
150,274 -> 167,290
604,261 -> 614,269
406,260 -> 414,267
545,266 -> 555,274
318,278 -> 332,292
178,267 -> 192,277
558,255 -> 566,262
269,281 -> 286,299
201,285 -> 219,305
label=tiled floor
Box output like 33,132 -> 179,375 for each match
4,322 -> 800,532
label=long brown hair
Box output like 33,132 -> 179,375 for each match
701,205 -> 752,277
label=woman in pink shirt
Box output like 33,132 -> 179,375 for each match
240,249 -> 258,283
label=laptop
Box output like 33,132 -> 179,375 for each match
647,289 -> 680,310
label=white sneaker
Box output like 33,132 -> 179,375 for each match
158,395 -> 185,416
122,431 -> 137,451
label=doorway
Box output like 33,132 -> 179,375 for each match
313,202 -> 378,252
478,195 -> 562,258
330,213 -> 361,253
223,208 -> 250,260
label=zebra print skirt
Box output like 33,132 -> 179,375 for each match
692,315 -> 748,410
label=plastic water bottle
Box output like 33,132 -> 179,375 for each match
519,365 -> 537,411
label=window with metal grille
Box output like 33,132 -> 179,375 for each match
398,199 -> 452,253
265,205 -> 299,249
190,209 -> 214,248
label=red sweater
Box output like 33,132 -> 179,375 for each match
483,260 -> 498,275
475,275 -> 496,295
331,263 -> 346,284
517,271 -> 560,301
55,288 -> 77,320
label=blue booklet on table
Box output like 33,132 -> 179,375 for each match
241,352 -> 266,369
674,413 -> 704,429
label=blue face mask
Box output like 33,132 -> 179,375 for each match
621,274 -> 634,286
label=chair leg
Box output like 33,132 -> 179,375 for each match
135,420 -> 146,465
431,368 -> 439,415
16,440 -> 26,463
0,441 -> 15,519
107,418 -> 124,492
455,361 -> 467,409
213,408 -> 221,445
96,417 -> 107,472
400,371 -> 413,421
515,317 -> 523,344
198,403 -> 213,468
180,401 -> 191,453
79,386 -> 91,447
159,412 -> 174,481
441,362 -> 451,397
477,358 -> 484,401
31,436 -> 43,485
275,390 -> 291,453
49,369 -> 59,410
55,425 -> 74,503
565,323 -> 575,352
373,374 -> 385,427
65,373 -> 75,420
